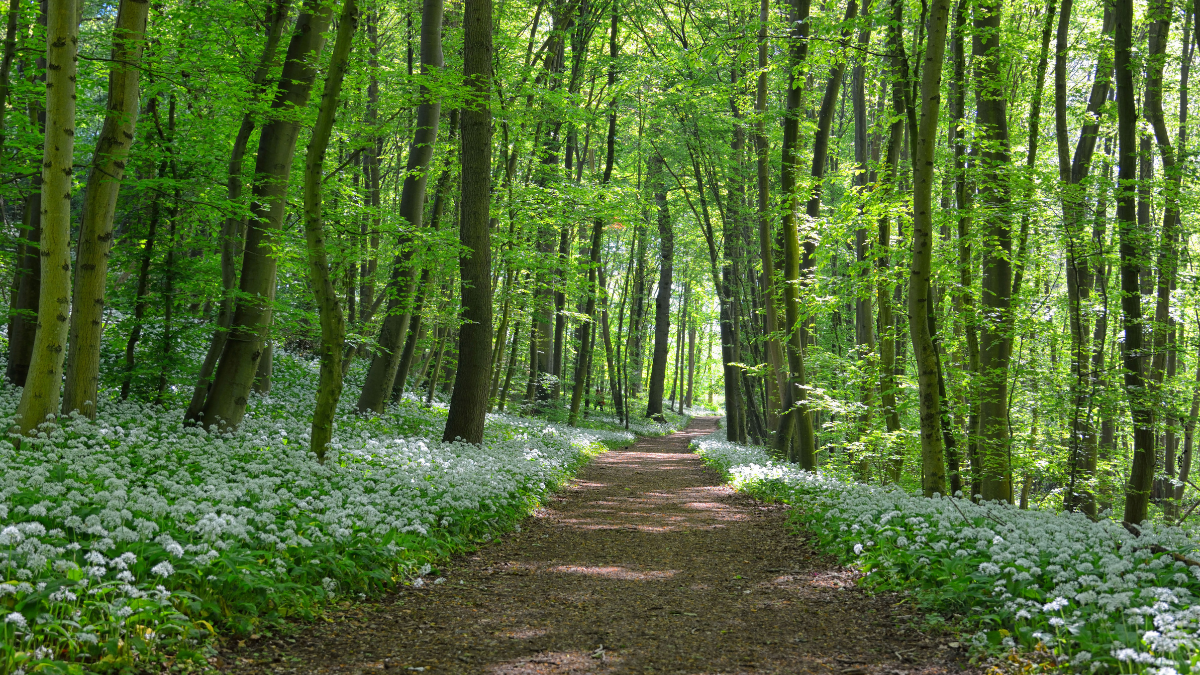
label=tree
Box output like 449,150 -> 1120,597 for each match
442,0 -> 492,444
199,0 -> 336,430
358,0 -> 445,414
13,0 -> 76,434
302,0 -> 358,461
60,0 -> 151,419
907,0 -> 953,498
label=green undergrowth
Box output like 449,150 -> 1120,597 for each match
693,427 -> 1200,674
0,356 -> 660,674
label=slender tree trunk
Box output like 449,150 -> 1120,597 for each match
426,328 -> 447,405
14,0 -> 75,434
1058,3 -> 1113,514
1177,336 -> 1200,508
906,0 -> 953,497
121,187 -> 160,400
489,270 -> 514,402
155,178 -> 178,405
359,13 -> 381,327
947,0 -> 981,494
199,0 -> 336,430
8,85 -> 43,387
777,0 -> 816,465
302,0 -> 358,461
1146,0 -> 1183,397
600,274 -> 625,417
852,1 -> 876,378
497,314 -> 523,412
670,283 -> 687,412
1116,0 -> 1153,526
0,0 -> 19,155
442,0 -> 492,444
876,0 -> 906,482
645,151 -> 673,422
754,0 -> 785,431
392,270 -> 430,396
358,0 -> 445,413
569,6 -> 619,425
183,0 -> 291,423
686,323 -> 696,407
394,112 -> 457,395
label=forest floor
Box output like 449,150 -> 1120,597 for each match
222,417 -> 972,675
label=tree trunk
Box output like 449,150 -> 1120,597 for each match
183,0 -> 291,423
569,6 -> 618,425
947,0 -> 981,495
199,0 -> 336,430
1116,0 -> 1153,526
120,174 -> 163,400
670,282 -> 689,413
1058,2 -> 1113,514
252,341 -> 272,394
1177,336 -> 1200,509
426,328 -> 447,405
754,0 -> 785,432
600,275 -> 624,418
777,0 -> 816,465
974,0 -> 1014,502
61,0 -> 151,417
686,324 -> 696,407
497,314 -> 524,412
645,151 -> 672,422
302,0 -> 358,461
852,1 -> 876,371
358,0 -> 445,413
906,0 -> 952,497
441,0 -> 492,444
14,0 -> 75,434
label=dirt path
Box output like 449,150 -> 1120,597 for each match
227,417 -> 966,674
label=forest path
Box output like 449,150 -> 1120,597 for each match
226,417 -> 965,675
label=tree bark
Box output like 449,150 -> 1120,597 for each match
302,0 -> 358,461
441,0 -> 492,444
1058,2 -> 1113,514
754,0 -> 785,432
183,0 -> 292,423
358,0 -> 445,413
1116,0 -> 1153,526
60,0 -> 151,417
906,0 -> 953,497
198,0 -> 335,430
974,0 -> 1014,502
14,0 -> 76,434
645,151 -> 673,422
569,6 -> 618,425
777,0 -> 816,465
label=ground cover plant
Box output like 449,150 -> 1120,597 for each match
0,352 -> 650,674
693,427 -> 1200,674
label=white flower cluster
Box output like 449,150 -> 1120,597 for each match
693,427 -> 1200,672
0,351 -> 620,670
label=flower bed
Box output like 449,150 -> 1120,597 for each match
693,428 -> 1200,674
0,354 -> 633,673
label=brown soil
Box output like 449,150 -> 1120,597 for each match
224,417 -> 970,675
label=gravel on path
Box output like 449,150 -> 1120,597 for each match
224,416 -> 970,675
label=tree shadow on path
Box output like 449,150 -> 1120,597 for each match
226,417 -> 973,675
